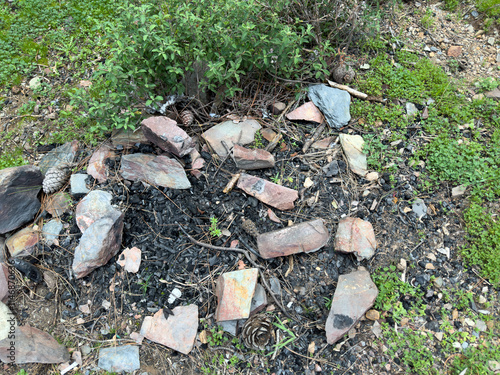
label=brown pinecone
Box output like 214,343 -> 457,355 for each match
242,218 -> 259,237
241,314 -> 273,350
179,110 -> 194,126
42,164 -> 71,194
331,64 -> 355,84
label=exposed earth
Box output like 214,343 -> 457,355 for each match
0,1 -> 499,375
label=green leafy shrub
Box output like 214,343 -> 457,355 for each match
0,148 -> 27,170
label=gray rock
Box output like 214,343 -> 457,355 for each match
98,345 -> 140,373
269,277 -> 282,296
412,198 -> 427,219
38,141 -> 78,175
75,190 -> 115,233
308,84 -> 351,129
250,284 -> 267,315
202,119 -> 262,157
339,134 -> 367,177
322,160 -> 339,177
0,165 -> 43,234
70,174 -> 90,196
0,301 -> 16,341
42,219 -> 63,246
326,268 -> 378,344
406,102 -> 418,117
120,154 -> 191,189
219,320 -> 238,336
0,325 -> 69,364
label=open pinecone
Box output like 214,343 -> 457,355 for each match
241,314 -> 274,350
42,164 -> 71,194
241,218 -> 259,238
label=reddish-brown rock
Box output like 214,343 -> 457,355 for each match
202,120 -> 261,157
0,325 -> 70,363
0,165 -> 43,234
0,263 -> 10,303
312,137 -> 336,149
141,116 -> 194,157
237,173 -> 298,211
232,145 -> 275,170
215,268 -> 259,322
6,226 -> 40,258
326,268 -> 378,345
120,154 -> 191,189
140,305 -> 198,354
286,102 -> 324,124
257,219 -> 329,259
87,142 -> 116,183
447,46 -> 462,57
111,128 -> 149,149
334,217 -> 376,261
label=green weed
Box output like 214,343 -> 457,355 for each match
209,216 -> 222,238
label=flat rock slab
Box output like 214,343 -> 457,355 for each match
257,219 -> 329,259
216,268 -> 259,322
142,116 -> 194,157
120,154 -> 191,189
326,268 -> 378,345
308,85 -> 350,129
202,120 -> 261,157
70,174 -> 90,196
75,190 -> 117,233
140,305 -> 198,355
250,283 -> 267,315
38,140 -> 78,175
117,247 -> 141,273
286,102 -> 325,124
45,192 -> 72,217
334,217 -> 376,261
312,137 -> 336,149
237,173 -> 298,211
42,219 -> 63,246
232,145 -> 275,170
73,215 -> 124,279
111,128 -> 149,149
87,143 -> 116,183
0,325 -> 70,364
339,134 -> 367,177
0,301 -> 15,341
0,165 -> 43,234
0,264 -> 10,303
6,226 -> 40,258
98,345 -> 140,373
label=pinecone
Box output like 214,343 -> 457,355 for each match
179,110 -> 194,127
242,218 -> 259,237
331,64 -> 355,84
241,314 -> 273,350
42,164 -> 71,194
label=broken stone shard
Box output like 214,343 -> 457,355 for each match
75,190 -> 116,233
237,173 -> 298,211
257,219 -> 329,259
141,116 -> 194,157
98,345 -> 140,373
87,142 -> 116,183
334,217 -> 376,261
326,268 -> 378,345
202,119 -> 261,157
232,145 -> 275,170
215,268 -> 259,322
117,247 -> 141,273
0,325 -> 70,364
6,226 -> 40,258
339,134 -> 367,177
120,153 -> 191,189
38,140 -> 79,175
140,305 -> 198,354
0,165 -> 43,234
286,102 -> 325,124
308,84 -> 351,129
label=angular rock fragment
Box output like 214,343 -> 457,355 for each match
70,174 -> 90,196
202,119 -> 261,157
326,268 -> 378,345
120,154 -> 191,189
45,192 -> 72,217
87,143 -> 116,183
339,134 -> 367,177
38,141 -> 78,175
140,305 -> 198,354
117,247 -> 141,273
0,325 -> 70,364
6,226 -> 40,258
308,85 -> 350,129
237,173 -> 298,211
0,301 -> 15,341
250,284 -> 267,315
141,116 -> 194,157
111,128 -> 149,149
447,45 -> 462,57
286,102 -> 324,124
73,215 -> 124,279
0,165 -> 43,234
485,87 -> 500,100
42,219 -> 63,246
75,190 -> 116,233
98,345 -> 140,373
257,219 -> 329,259
232,145 -> 275,170
215,268 -> 259,321
312,136 -> 336,149
0,263 -> 10,303
334,217 -> 376,261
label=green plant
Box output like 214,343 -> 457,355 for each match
137,274 -> 152,295
252,130 -> 264,149
268,316 -> 296,356
0,148 -> 27,169
450,341 -> 499,375
207,325 -> 227,346
323,296 -> 332,310
421,8 -> 436,29
444,0 -> 459,11
270,172 -> 281,185
209,216 -> 222,238
16,370 -> 28,375
475,77 -> 499,93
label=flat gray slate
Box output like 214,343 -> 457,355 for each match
98,345 -> 140,373
308,84 -> 351,129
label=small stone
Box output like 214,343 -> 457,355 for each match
0,264 -> 10,303
485,88 -> 500,100
116,247 -> 141,273
334,217 -> 376,261
98,345 -> 140,373
339,134 -> 367,177
365,310 -> 380,320
45,193 -> 72,217
308,84 -> 351,129
406,102 -> 418,117
487,37 -> 495,46
447,46 -> 462,57
464,318 -> 475,327
232,145 -> 275,170
365,171 -> 379,181
286,102 -> 325,124
70,174 -> 90,196
478,295 -> 487,304
202,120 -> 261,157
261,128 -> 277,142
359,64 -> 370,70
434,332 -> 443,341
29,77 -> 42,90
6,226 -> 40,258
168,288 -> 182,304
250,283 -> 267,315
412,198 -> 427,219
141,116 -> 194,157
489,361 -> 500,372
87,143 -> 116,183
476,320 -> 487,332
433,277 -> 444,288
312,137 -> 336,149
304,177 -> 314,188
425,263 -> 435,270
270,102 -> 286,115
452,185 -> 467,197
322,161 -> 339,177
42,219 -> 63,246
215,268 -> 259,321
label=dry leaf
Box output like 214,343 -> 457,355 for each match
267,208 -> 281,223
237,259 -> 246,270
308,341 -> 316,355
199,330 -> 208,344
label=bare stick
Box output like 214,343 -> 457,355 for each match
302,123 -> 326,153
327,79 -> 368,100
